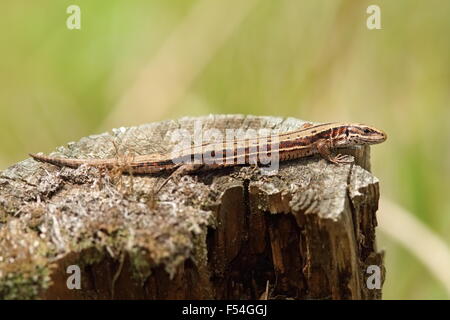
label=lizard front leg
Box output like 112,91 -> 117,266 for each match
316,140 -> 353,164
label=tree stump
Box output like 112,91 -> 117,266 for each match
0,115 -> 384,300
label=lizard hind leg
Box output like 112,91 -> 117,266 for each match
153,163 -> 204,195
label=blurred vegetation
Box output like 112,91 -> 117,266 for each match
1,0 -> 449,299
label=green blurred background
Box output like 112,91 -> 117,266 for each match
1,0 -> 449,299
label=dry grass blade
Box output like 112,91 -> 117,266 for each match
378,197 -> 450,298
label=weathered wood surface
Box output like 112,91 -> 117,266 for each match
0,115 -> 384,299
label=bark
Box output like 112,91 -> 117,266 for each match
0,115 -> 384,299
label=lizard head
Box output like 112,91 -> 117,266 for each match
345,124 -> 387,145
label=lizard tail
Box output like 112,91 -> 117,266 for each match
29,153 -> 94,168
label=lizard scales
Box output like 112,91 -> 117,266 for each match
30,122 -> 387,174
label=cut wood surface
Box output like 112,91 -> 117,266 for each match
0,115 -> 384,299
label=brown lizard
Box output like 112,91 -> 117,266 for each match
30,122 -> 387,175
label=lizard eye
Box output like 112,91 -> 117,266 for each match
345,129 -> 349,137
363,128 -> 371,134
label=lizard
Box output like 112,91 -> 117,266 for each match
29,122 -> 387,178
